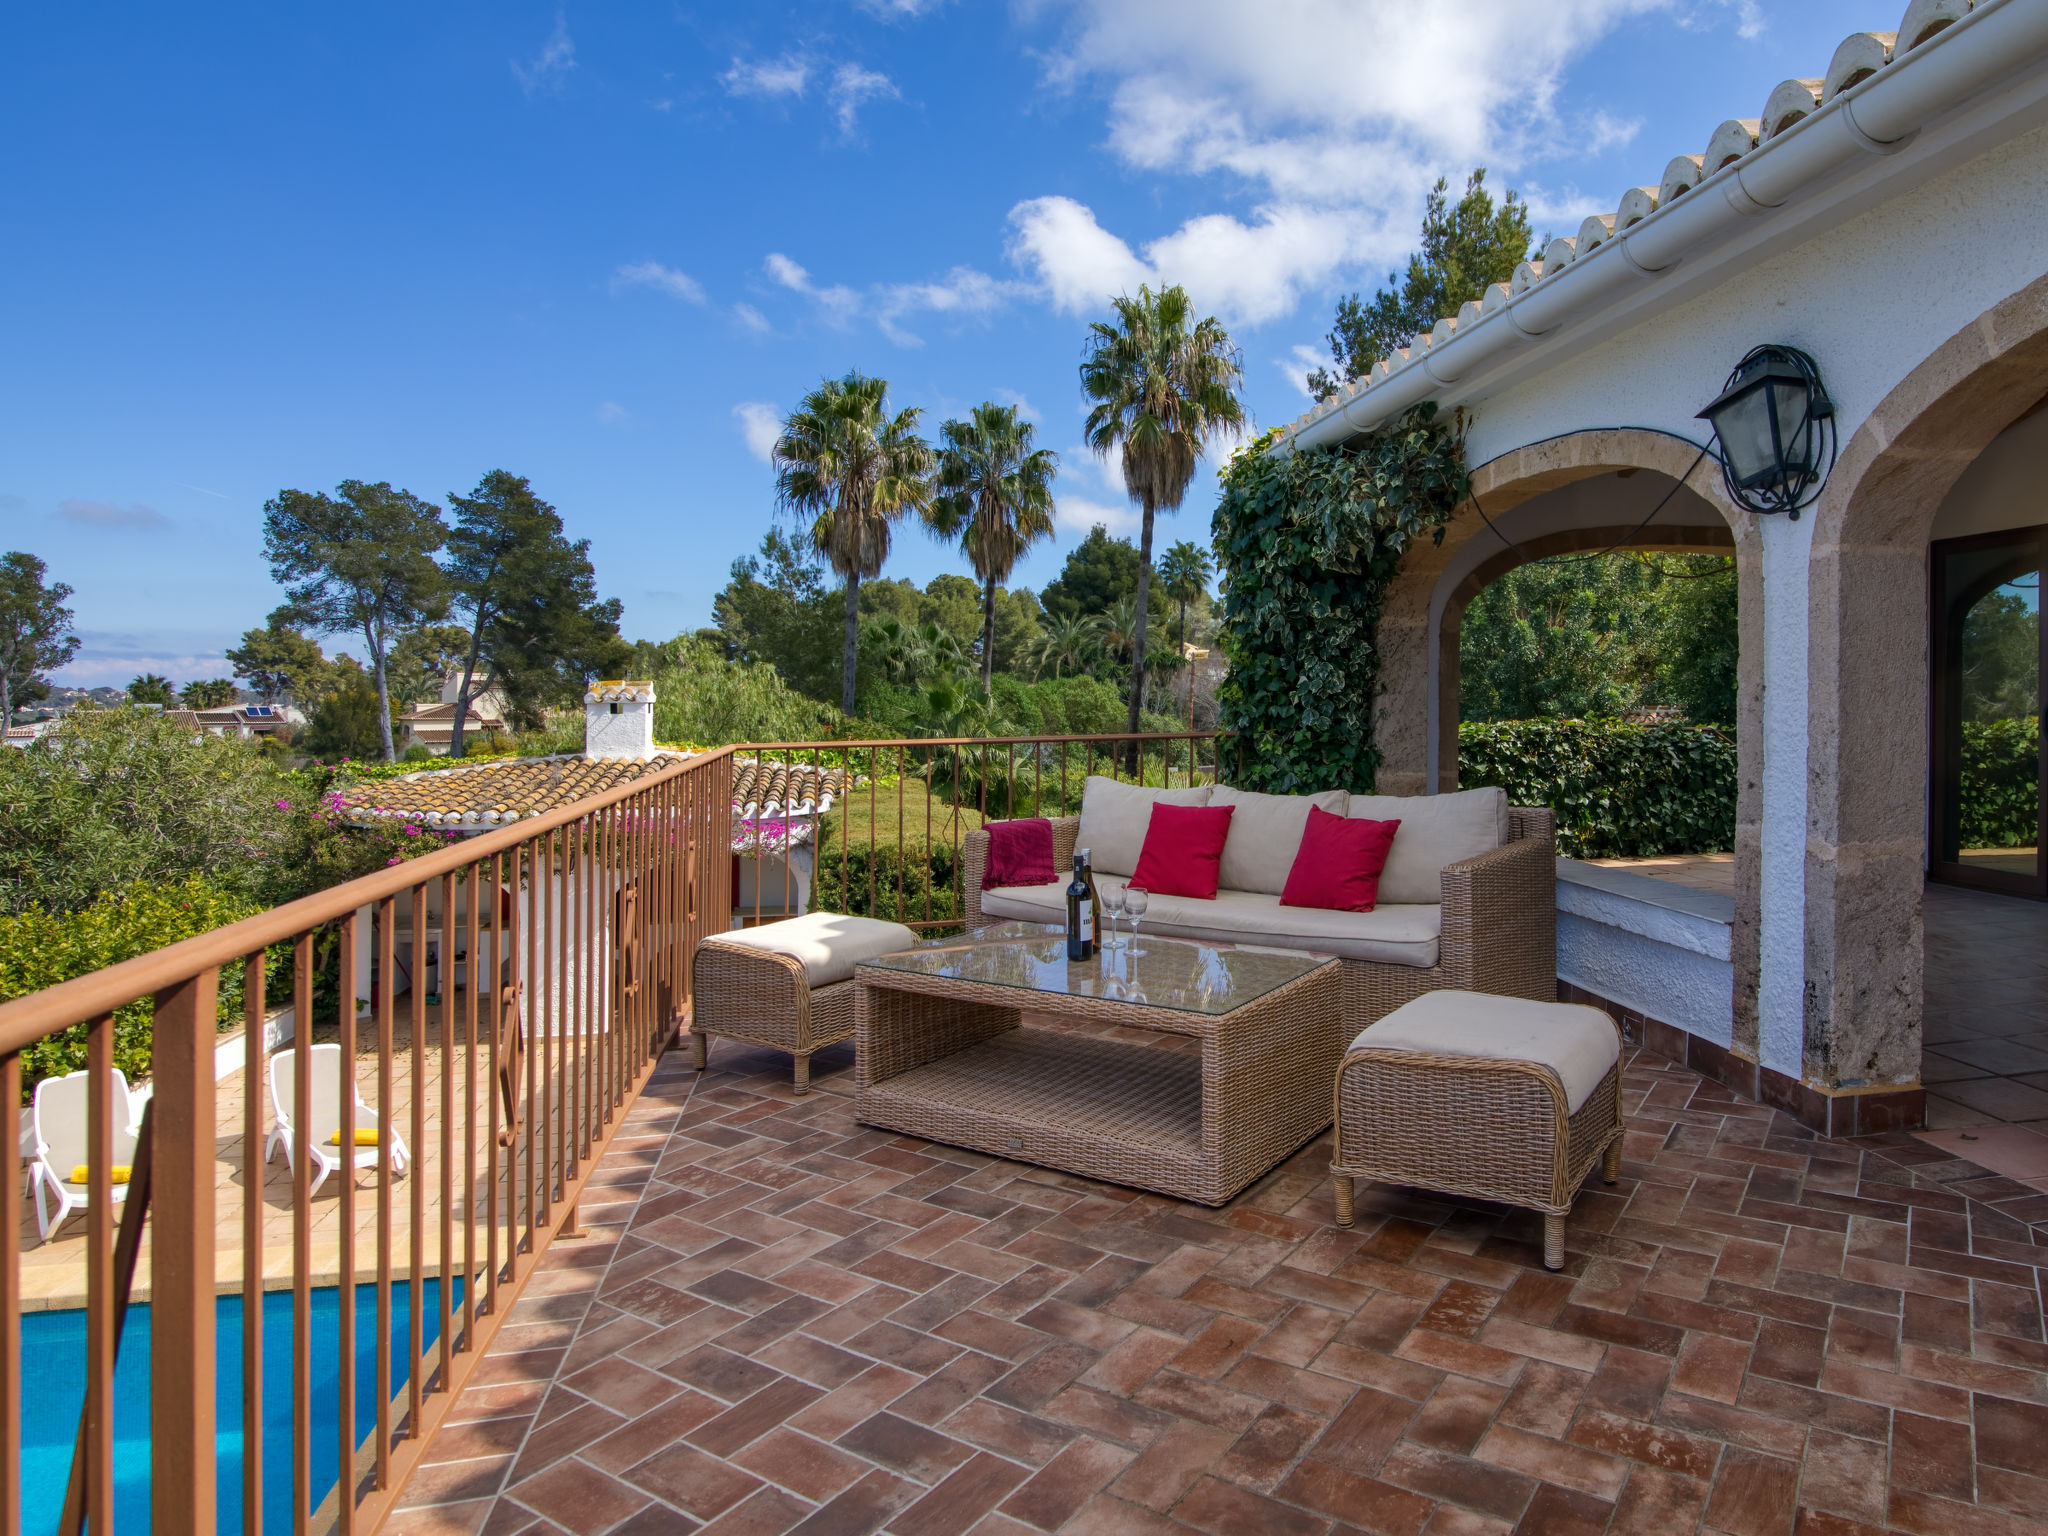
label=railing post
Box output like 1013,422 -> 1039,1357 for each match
151,969 -> 219,1535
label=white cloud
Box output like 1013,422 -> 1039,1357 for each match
61,498 -> 168,528
1006,195 -> 1362,326
611,261 -> 706,303
513,14 -> 576,97
856,0 -> 948,16
733,302 -> 773,335
995,389 -> 1040,423
734,402 -> 782,463
764,252 -> 861,326
1054,495 -> 1139,540
1279,343 -> 1327,400
827,64 -> 900,135
721,54 -> 810,99
994,0 -> 1707,331
598,401 -> 630,425
875,266 -> 1027,346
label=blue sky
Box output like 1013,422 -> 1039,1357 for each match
3,0 -> 1883,687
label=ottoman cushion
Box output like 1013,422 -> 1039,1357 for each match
704,912 -> 917,989
1349,989 -> 1619,1111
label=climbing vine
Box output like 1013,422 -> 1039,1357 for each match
1213,405 -> 1469,793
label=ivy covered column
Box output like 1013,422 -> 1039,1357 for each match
1212,408 -> 1469,793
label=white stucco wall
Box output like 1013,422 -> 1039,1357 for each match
1931,406 -> 2048,541
1439,115 -> 2048,1077
1556,860 -> 1735,1046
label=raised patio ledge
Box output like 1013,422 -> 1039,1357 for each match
1555,857 -> 1924,1136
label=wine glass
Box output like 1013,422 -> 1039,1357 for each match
1124,884 -> 1149,956
1100,884 -> 1127,951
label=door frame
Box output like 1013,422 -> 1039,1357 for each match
1927,522 -> 2048,900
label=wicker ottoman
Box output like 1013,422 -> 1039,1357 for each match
694,913 -> 917,1093
1330,989 -> 1625,1269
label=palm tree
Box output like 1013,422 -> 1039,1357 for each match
931,403 -> 1058,696
1157,540 -> 1214,724
1079,285 -> 1244,748
1032,615 -> 1097,680
773,372 -> 936,714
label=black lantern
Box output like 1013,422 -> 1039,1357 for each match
1696,344 -> 1836,519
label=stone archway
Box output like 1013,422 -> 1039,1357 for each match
1804,271 -> 2048,1096
1373,428 -> 1766,1051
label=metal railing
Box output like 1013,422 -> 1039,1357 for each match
0,747 -> 733,1536
732,730 -> 1224,931
0,729 -> 1220,1535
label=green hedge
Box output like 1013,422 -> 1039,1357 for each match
1959,716 -> 2040,848
1,878 -> 259,1093
1458,719 -> 1736,859
814,841 -> 964,928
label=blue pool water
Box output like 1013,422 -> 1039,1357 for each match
19,1280 -> 456,1534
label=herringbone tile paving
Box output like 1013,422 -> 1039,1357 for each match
390,1033 -> 2048,1536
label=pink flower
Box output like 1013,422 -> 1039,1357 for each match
387,857 -> 402,866
275,799 -> 292,810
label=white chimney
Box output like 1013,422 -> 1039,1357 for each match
584,680 -> 656,761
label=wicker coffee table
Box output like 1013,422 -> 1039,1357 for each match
854,922 -> 1344,1206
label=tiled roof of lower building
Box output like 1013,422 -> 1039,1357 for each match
340,752 -> 691,829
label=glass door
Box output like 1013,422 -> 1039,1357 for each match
1930,525 -> 2046,898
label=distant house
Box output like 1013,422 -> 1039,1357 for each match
3,720 -> 57,750
399,673 -> 510,756
166,703 -> 302,740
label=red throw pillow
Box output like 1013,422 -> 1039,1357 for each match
1129,803 -> 1235,899
1280,807 -> 1401,912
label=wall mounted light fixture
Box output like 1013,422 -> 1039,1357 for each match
1697,344 -> 1836,519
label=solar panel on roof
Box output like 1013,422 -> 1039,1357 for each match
245,705 -> 277,718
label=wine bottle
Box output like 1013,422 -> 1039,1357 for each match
1066,851 -> 1094,960
1080,849 -> 1104,940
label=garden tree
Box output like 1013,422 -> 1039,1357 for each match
1039,526 -> 1140,621
226,613 -> 334,705
483,529 -> 631,729
1030,614 -> 1099,680
713,530 -> 846,701
387,624 -> 473,711
989,587 -> 1045,675
1960,584 -> 2040,722
301,663 -> 390,761
772,372 -> 938,714
128,673 -> 176,706
1080,283 -> 1245,745
179,678 -> 238,709
1307,169 -> 1533,400
263,479 -> 449,761
1159,540 -> 1214,722
644,636 -> 837,746
441,471 -> 610,755
0,551 -> 79,725
931,402 -> 1060,695
1458,552 -> 1739,725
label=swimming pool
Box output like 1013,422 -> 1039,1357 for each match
19,1280 -> 454,1535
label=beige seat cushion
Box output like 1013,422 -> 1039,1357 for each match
701,912 -> 917,989
1208,786 -> 1348,895
1349,990 -> 1619,1111
1076,776 -> 1214,877
1345,786 -> 1509,905
978,877 -> 1441,968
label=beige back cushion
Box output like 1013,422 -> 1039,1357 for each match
1075,776 -> 1214,876
1207,786 -> 1349,894
1345,785 -> 1509,905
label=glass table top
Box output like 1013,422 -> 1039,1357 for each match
860,922 -> 1333,1016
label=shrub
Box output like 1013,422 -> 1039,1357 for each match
813,841 -> 963,927
0,706 -> 292,916
1,878 -> 259,1092
1457,718 -> 1736,858
1958,716 -> 2040,848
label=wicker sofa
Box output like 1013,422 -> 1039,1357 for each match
961,778 -> 1557,1033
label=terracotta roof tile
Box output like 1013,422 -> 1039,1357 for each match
340,753 -> 689,829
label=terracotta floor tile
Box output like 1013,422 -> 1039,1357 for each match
406,1032 -> 2048,1536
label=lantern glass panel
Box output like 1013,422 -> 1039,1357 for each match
1711,382 -> 1780,487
